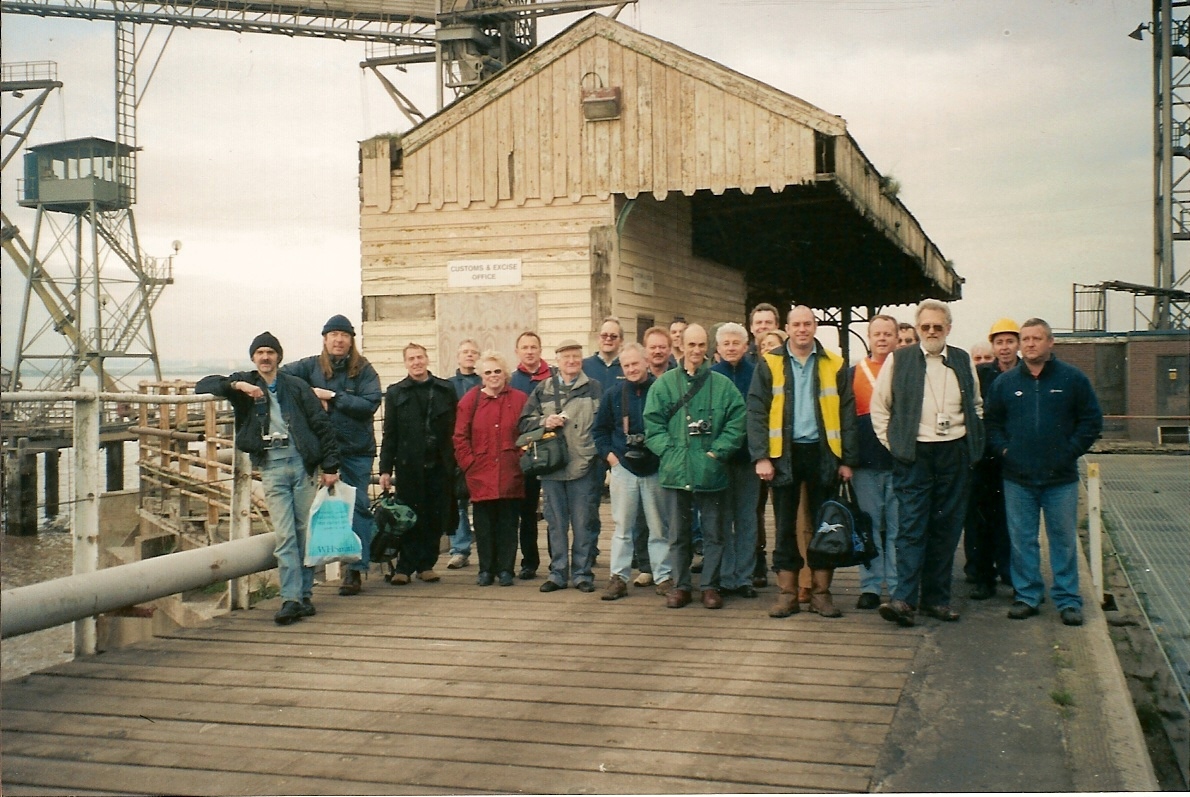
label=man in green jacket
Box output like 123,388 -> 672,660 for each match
644,324 -> 747,609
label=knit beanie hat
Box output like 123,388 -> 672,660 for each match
321,314 -> 356,337
249,331 -> 283,361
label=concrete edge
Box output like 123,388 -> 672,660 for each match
1065,528 -> 1160,791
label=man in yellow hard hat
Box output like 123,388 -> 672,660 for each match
964,317 -> 1020,600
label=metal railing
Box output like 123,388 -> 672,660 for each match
0,389 -> 262,653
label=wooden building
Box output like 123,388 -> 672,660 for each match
359,13 -> 958,380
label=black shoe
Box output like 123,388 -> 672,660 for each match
477,571 -> 494,586
274,600 -> 304,625
576,581 -> 595,593
732,585 -> 758,598
969,583 -> 996,601
1007,601 -> 1039,620
518,568 -> 538,580
498,572 -> 515,587
1060,607 -> 1084,626
856,592 -> 881,610
878,600 -> 916,627
300,598 -> 316,617
539,580 -> 563,593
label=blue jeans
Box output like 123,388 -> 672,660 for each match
337,454 -> 375,574
892,440 -> 970,609
719,458 -> 759,590
853,468 -> 898,597
664,488 -> 725,591
541,466 -> 599,587
608,464 -> 671,583
260,453 -> 317,601
1003,480 -> 1082,611
451,499 -> 474,557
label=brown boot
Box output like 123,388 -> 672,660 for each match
769,570 -> 800,618
810,569 -> 842,618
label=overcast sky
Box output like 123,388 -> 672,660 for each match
1,0 -> 1156,375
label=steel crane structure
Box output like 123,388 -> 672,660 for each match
1,0 -> 632,412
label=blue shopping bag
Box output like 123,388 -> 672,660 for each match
304,482 -> 362,566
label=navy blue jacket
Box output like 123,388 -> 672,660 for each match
582,353 -> 622,393
712,357 -> 755,464
593,374 -> 659,477
281,354 -> 381,458
450,369 -> 482,400
985,357 -> 1103,487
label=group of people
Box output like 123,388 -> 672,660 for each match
199,299 -> 1103,629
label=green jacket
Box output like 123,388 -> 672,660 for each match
643,361 -> 746,492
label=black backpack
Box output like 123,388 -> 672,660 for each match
807,482 -> 877,569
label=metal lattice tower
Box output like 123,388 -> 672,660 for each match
1150,0 -> 1190,329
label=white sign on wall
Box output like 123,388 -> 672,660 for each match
633,267 -> 655,296
447,258 -> 523,288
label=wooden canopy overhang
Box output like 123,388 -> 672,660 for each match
384,13 -> 959,313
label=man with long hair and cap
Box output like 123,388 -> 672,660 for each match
198,332 -> 340,625
282,315 -> 382,596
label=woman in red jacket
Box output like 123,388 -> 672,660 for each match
453,352 -> 529,586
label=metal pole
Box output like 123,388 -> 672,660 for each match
1158,0 -> 1175,328
2,533 -> 278,639
73,390 -> 100,655
1087,462 -> 1104,606
229,450 -> 253,610
435,0 -> 444,112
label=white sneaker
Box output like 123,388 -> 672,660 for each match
633,572 -> 654,587
447,553 -> 470,569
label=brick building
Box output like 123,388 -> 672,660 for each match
1053,331 -> 1189,444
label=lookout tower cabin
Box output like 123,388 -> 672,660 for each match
20,137 -> 137,212
359,14 -> 959,380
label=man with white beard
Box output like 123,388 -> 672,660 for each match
870,299 -> 984,627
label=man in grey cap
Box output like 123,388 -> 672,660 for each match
197,332 -> 340,625
282,315 -> 382,596
518,338 -> 603,593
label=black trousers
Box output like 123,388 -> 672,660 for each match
770,443 -> 829,573
517,474 -> 542,571
964,458 -> 1012,587
396,464 -> 448,575
474,498 -> 520,577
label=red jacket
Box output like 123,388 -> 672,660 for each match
453,385 -> 528,502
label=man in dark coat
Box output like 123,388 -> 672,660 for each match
378,342 -> 458,583
197,331 -> 339,625
281,314 -> 381,596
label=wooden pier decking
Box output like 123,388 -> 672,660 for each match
2,556 -> 923,795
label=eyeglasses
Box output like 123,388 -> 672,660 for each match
919,324 -> 946,333
599,333 -> 620,339
482,369 -> 503,375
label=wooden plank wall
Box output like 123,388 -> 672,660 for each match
615,193 -> 746,337
398,36 -> 821,211
360,173 -> 614,385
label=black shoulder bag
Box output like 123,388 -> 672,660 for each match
515,369 -> 570,476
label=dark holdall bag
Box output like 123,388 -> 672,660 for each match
516,427 -> 569,477
807,481 -> 877,569
370,492 -> 417,564
516,368 -> 570,477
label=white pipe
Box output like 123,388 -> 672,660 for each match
0,390 -> 218,404
1,533 -> 277,639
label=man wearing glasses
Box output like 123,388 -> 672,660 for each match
583,317 -> 626,558
870,299 -> 984,627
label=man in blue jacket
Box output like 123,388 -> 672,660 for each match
281,315 -> 382,596
984,318 -> 1102,626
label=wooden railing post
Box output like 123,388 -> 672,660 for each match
229,450 -> 253,610
73,390 -> 100,656
1087,462 -> 1103,606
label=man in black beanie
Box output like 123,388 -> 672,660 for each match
197,331 -> 340,625
282,314 -> 381,596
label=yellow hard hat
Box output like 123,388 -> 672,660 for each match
988,317 -> 1020,341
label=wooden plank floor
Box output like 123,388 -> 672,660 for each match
2,511 -> 925,795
